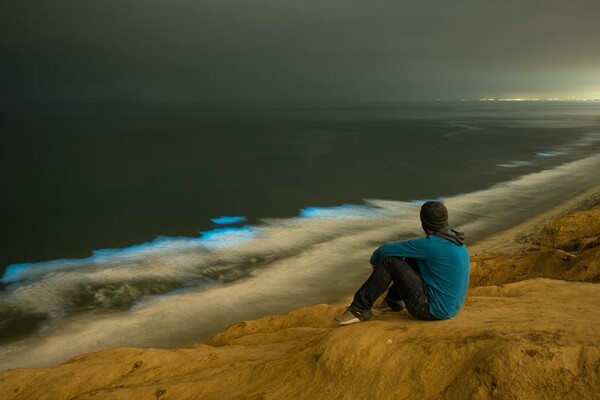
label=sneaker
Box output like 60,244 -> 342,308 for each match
334,308 -> 371,325
374,299 -> 405,312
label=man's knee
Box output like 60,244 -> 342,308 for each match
379,256 -> 408,271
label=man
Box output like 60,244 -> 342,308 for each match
334,201 -> 469,325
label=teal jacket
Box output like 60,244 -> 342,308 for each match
370,234 -> 470,319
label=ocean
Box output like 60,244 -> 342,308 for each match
1,101 -> 599,370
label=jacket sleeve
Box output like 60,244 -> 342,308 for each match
370,238 -> 431,265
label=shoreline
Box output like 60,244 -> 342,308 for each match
1,185 -> 599,399
1,180 -> 598,373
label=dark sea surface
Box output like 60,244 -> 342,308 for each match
1,101 -> 599,369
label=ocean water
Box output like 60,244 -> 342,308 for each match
1,101 -> 599,370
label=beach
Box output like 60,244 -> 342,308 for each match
1,185 -> 599,400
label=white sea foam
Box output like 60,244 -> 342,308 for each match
0,154 -> 599,370
497,160 -> 534,168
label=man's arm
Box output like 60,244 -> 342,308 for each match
370,237 -> 431,266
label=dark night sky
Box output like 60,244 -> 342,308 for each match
2,0 -> 599,103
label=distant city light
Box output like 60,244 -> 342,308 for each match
479,97 -> 600,102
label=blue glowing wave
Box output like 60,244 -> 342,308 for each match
210,216 -> 247,225
198,226 -> 256,249
1,226 -> 258,284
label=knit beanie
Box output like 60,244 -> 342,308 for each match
420,201 -> 449,231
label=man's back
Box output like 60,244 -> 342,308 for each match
417,235 -> 470,319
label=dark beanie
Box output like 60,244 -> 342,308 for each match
420,201 -> 449,231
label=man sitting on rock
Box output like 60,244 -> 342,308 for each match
335,201 -> 470,325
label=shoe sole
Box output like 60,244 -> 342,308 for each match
334,317 -> 362,326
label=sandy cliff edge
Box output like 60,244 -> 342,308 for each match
1,186 -> 599,400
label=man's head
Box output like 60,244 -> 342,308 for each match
420,201 -> 449,233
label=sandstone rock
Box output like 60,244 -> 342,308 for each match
537,209 -> 600,251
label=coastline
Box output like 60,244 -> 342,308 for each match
1,185 -> 599,399
1,153 -> 598,368
469,183 -> 600,256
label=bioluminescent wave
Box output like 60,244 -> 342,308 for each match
0,153 -> 599,371
210,216 -> 247,225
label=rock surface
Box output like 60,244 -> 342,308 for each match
470,209 -> 600,287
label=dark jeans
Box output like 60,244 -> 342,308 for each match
350,256 -> 438,321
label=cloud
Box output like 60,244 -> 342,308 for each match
2,0 -> 599,102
